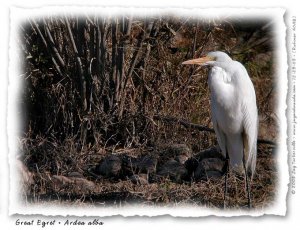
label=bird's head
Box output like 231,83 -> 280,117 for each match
182,51 -> 232,66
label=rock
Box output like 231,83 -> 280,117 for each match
194,162 -> 206,181
175,154 -> 190,165
194,146 -> 224,161
136,155 -> 157,174
94,155 -> 122,178
201,158 -> 225,172
68,171 -> 84,178
51,175 -> 95,192
52,175 -> 73,188
72,178 -> 95,191
122,155 -> 139,175
16,159 -> 35,194
194,158 -> 225,181
159,144 -> 192,164
184,157 -> 199,176
122,154 -> 157,175
157,159 -> 188,183
206,170 -> 223,178
129,174 -> 148,185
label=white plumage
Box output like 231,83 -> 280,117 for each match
182,51 -> 258,208
207,53 -> 258,178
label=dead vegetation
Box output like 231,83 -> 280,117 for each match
18,14 -> 278,210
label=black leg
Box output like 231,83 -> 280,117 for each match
245,171 -> 251,209
223,150 -> 229,209
243,151 -> 251,209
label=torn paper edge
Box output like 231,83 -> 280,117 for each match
8,6 -> 288,217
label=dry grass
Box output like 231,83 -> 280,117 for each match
20,132 -> 277,210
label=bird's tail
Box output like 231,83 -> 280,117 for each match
246,141 -> 257,180
243,122 -> 258,180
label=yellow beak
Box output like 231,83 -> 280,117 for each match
182,56 -> 214,65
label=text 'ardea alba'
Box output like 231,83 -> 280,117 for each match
182,51 -> 258,208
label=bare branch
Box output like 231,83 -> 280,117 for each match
152,115 -> 277,146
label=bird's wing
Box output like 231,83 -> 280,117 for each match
209,67 -> 227,159
240,77 -> 258,178
212,117 -> 227,159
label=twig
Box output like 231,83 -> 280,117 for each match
257,139 -> 276,146
153,114 -> 214,132
152,114 -> 277,146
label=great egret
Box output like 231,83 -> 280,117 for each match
182,51 -> 258,208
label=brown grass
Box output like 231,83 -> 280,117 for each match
20,130 -> 277,210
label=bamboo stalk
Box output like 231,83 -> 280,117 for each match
31,19 -> 64,76
42,19 -> 66,68
65,16 -> 87,111
111,18 -> 119,109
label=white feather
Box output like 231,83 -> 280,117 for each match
207,53 -> 258,177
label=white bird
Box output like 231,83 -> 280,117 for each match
182,51 -> 258,208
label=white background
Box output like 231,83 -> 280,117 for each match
1,0 -> 299,229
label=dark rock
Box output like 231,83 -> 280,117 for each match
122,155 -> 139,175
184,157 -> 199,176
68,171 -> 84,178
122,154 -> 157,175
194,158 -> 225,181
94,155 -> 122,178
194,161 -> 206,181
159,144 -> 192,164
136,155 -> 158,174
194,146 -> 225,161
157,159 -> 188,183
129,174 -> 149,185
201,158 -> 225,172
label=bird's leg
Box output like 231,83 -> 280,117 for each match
245,171 -> 251,209
243,152 -> 252,209
223,150 -> 229,209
